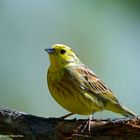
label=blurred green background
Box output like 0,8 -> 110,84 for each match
0,0 -> 140,119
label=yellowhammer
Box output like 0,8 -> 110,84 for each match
45,44 -> 136,119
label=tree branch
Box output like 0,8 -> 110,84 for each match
0,106 -> 140,140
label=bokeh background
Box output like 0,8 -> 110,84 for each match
0,0 -> 140,119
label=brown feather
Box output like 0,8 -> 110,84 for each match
74,65 -> 119,104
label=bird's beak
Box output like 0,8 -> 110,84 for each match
44,48 -> 55,54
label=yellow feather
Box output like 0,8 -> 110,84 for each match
45,44 -> 136,117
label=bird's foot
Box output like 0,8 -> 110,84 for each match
80,115 -> 93,133
60,113 -> 74,119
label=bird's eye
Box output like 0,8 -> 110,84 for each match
60,49 -> 66,54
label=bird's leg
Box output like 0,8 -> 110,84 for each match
88,114 -> 93,132
60,113 -> 74,119
80,114 -> 93,133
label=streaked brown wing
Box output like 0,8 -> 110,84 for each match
75,65 -> 119,103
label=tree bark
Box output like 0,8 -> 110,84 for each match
0,106 -> 140,140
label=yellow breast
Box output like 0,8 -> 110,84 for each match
47,68 -> 102,115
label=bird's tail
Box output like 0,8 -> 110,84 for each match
105,103 -> 136,117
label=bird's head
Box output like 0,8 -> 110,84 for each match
45,44 -> 80,69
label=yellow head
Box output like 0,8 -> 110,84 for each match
45,44 -> 80,69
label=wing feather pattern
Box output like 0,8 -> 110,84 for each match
74,65 -> 119,104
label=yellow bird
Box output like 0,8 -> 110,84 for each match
45,44 -> 136,118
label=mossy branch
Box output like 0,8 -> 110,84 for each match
0,106 -> 140,140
